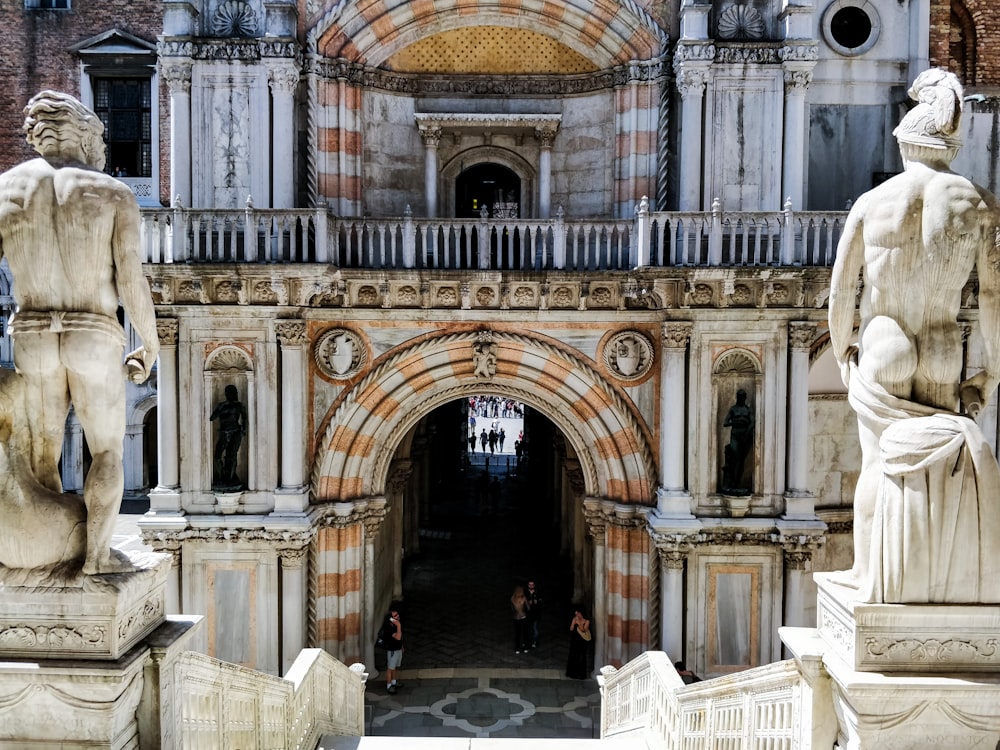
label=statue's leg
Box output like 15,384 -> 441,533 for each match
12,331 -> 68,493
62,331 -> 125,575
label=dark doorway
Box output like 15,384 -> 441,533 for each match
455,163 -> 520,219
391,396 -> 590,672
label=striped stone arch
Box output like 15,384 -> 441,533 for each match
310,0 -> 666,68
312,330 -> 657,505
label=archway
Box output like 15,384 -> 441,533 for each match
311,329 -> 656,668
455,163 -> 521,219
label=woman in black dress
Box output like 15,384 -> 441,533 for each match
566,608 -> 592,679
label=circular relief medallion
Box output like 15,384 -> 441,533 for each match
314,328 -> 368,380
603,331 -> 654,381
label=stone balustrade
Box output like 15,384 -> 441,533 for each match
599,651 -> 804,748
172,648 -> 367,748
138,202 -> 847,271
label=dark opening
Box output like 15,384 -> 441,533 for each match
830,7 -> 873,51
455,163 -> 520,219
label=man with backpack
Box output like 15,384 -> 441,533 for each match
377,604 -> 404,693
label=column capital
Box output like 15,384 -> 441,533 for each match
160,61 -> 193,94
387,460 -> 413,496
783,549 -> 812,570
276,320 -> 308,347
535,126 -> 558,148
788,321 -> 817,351
564,458 -> 586,497
268,64 -> 300,95
278,545 -> 308,568
419,126 -> 443,149
157,319 -> 179,346
661,321 -> 693,349
782,67 -> 813,93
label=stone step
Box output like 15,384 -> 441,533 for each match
318,736 -> 643,749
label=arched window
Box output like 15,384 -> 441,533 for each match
950,0 -> 977,86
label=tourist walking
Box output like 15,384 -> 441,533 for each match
526,580 -> 542,648
378,604 -> 404,693
511,585 -> 530,654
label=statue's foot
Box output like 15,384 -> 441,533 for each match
82,550 -> 139,576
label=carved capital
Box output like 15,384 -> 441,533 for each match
675,68 -> 710,98
419,126 -> 443,149
661,322 -> 693,350
160,62 -> 193,94
783,550 -> 812,570
783,68 -> 813,93
788,321 -> 817,351
564,458 -> 585,496
278,546 -> 308,567
535,126 -> 557,148
275,320 -> 307,347
156,319 -> 179,346
387,460 -> 413,496
268,65 -> 300,95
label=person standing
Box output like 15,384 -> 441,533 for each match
480,428 -> 488,452
498,427 -> 506,452
510,585 -> 530,654
525,580 -> 542,648
566,608 -> 592,678
379,605 -> 404,693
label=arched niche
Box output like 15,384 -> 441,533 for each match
440,145 -> 536,218
204,346 -> 255,493
712,348 -> 763,499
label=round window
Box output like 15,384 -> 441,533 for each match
822,0 -> 880,56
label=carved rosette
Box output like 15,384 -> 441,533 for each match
314,327 -> 367,380
275,320 -> 308,348
603,330 -> 654,381
662,322 -> 693,350
157,319 -> 179,347
212,0 -> 259,38
788,321 -> 817,351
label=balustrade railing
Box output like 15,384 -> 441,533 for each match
139,202 -> 846,271
599,651 -> 804,750
173,648 -> 366,749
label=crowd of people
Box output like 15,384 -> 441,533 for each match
468,395 -> 522,419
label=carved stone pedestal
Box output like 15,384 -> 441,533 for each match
0,549 -> 171,660
816,572 -> 1000,673
780,574 -> 1000,749
0,615 -> 201,749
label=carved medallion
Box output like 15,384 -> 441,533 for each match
212,0 -> 259,38
315,328 -> 368,380
604,331 -> 654,381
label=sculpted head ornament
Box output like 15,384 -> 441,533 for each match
892,68 -> 963,151
23,90 -> 106,170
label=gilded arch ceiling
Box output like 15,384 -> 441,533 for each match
308,0 -> 666,69
311,330 -> 657,505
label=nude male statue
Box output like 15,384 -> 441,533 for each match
829,69 -> 1000,596
0,91 -> 159,575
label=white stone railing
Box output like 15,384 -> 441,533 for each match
599,651 -> 804,749
139,201 -> 846,270
173,648 -> 366,749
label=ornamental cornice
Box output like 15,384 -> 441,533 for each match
141,526 -> 315,547
158,37 -> 300,63
778,43 -> 820,63
673,42 -> 716,66
415,113 -> 562,133
312,58 -> 664,96
713,43 -> 780,65
314,497 -> 388,531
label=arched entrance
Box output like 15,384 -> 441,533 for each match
455,163 -> 521,219
311,329 -> 656,670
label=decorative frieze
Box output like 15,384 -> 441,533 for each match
159,37 -> 300,62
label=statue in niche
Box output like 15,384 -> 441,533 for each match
829,68 -> 1000,603
0,91 -> 159,575
473,333 -> 498,379
720,389 -> 754,495
210,384 -> 248,490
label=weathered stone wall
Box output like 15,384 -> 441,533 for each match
930,0 -> 1000,86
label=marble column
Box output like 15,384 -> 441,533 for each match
782,548 -> 811,629
164,543 -> 182,615
362,504 -> 388,678
279,545 -> 308,673
536,126 -> 557,219
781,67 -> 812,210
162,62 -> 192,207
657,545 -> 688,660
269,64 -> 299,209
124,423 -> 144,491
675,68 -> 709,211
274,322 -> 309,513
785,322 -> 816,518
419,126 -> 442,218
657,323 -> 695,517
151,319 -> 181,511
584,498 -> 607,675
387,461 -> 413,601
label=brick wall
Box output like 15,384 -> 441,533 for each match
929,0 -> 1000,87
0,1 -> 166,201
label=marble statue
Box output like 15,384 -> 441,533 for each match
210,384 -> 247,489
721,389 -> 754,495
829,69 -> 1000,603
0,91 -> 159,575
